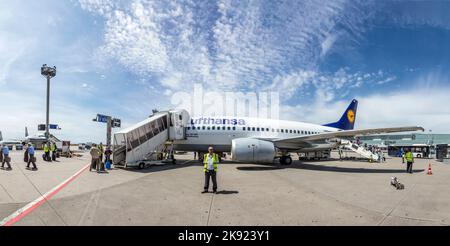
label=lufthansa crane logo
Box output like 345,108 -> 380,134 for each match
347,109 -> 355,123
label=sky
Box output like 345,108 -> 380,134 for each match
1,0 -> 450,143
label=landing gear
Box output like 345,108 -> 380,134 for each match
279,156 -> 292,165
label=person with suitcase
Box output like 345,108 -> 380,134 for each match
26,144 -> 37,170
1,144 -> 12,170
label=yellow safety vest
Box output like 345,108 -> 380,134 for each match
51,144 -> 56,151
99,145 -> 103,152
44,145 -> 49,152
405,152 -> 414,163
203,153 -> 218,172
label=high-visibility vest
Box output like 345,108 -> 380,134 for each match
405,152 -> 414,162
51,144 -> 56,152
203,153 -> 218,172
99,145 -> 103,152
44,144 -> 49,152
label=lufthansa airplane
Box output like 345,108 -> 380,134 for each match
172,99 -> 424,164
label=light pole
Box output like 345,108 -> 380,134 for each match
41,64 -> 56,146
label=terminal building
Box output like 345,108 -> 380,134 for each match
357,133 -> 450,159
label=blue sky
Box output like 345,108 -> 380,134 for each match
1,0 -> 450,142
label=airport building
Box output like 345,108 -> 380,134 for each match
358,133 -> 450,159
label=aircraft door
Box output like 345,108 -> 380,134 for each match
170,111 -> 185,140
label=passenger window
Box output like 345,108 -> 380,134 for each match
192,126 -> 196,130
212,126 -> 215,130
261,128 -> 264,131
232,126 -> 236,130
227,126 -> 231,130
281,129 -> 284,133
257,127 -> 260,131
252,127 -> 255,131
277,129 -> 279,132
266,128 -> 269,131
207,126 -> 210,130
187,127 -> 190,130
290,130 -> 292,133
222,126 -> 226,130
242,127 -> 246,131
202,126 -> 205,130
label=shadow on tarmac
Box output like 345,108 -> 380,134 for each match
237,163 -> 425,174
123,160 -> 201,173
215,190 -> 239,195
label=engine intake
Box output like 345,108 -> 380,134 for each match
231,138 -> 275,163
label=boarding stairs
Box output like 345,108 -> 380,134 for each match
340,140 -> 379,161
112,109 -> 189,168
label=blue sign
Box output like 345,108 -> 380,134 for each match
49,124 -> 60,130
96,114 -> 109,123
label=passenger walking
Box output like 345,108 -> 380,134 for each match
26,144 -> 37,170
104,146 -> 112,169
405,149 -> 414,174
1,144 -> 12,170
89,144 -> 101,172
0,145 -> 3,164
202,146 -> 219,194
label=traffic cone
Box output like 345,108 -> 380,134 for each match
427,163 -> 433,175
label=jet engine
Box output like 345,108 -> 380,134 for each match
231,138 -> 276,163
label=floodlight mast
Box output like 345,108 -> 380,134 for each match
41,64 -> 56,145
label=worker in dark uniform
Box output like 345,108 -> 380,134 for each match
202,146 -> 219,194
26,144 -> 37,170
1,144 -> 12,170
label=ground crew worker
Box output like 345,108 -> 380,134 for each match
98,142 -> 104,164
43,143 -> 51,161
89,144 -> 101,172
405,149 -> 414,174
51,142 -> 57,161
26,144 -> 37,170
202,146 -> 219,194
1,144 -> 12,170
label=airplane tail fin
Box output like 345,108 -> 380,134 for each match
323,99 -> 358,130
25,127 -> 29,137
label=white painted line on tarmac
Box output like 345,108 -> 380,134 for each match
0,163 -> 90,226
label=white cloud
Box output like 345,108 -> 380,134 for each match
281,86 -> 450,133
77,0 -> 375,92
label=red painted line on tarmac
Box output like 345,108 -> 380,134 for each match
0,163 -> 90,226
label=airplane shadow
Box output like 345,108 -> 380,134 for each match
237,163 -> 425,174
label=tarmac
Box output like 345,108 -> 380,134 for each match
1,149 -> 449,226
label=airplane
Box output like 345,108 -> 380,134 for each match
22,126 -> 47,143
171,99 -> 424,164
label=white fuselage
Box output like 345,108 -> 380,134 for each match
173,116 -> 341,153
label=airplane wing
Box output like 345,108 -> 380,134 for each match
272,126 -> 424,146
